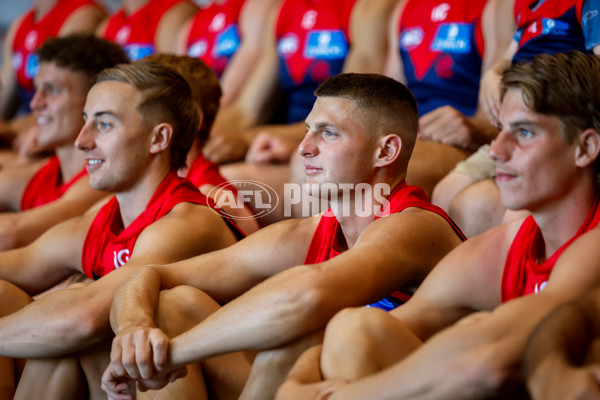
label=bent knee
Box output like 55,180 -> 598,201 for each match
156,286 -> 220,335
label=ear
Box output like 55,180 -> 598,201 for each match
575,128 -> 600,168
374,134 -> 402,167
149,123 -> 174,155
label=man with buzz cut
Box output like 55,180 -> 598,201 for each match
0,60 -> 244,399
102,72 -> 466,400
276,51 -> 600,400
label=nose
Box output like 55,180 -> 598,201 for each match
74,122 -> 94,151
298,132 -> 318,158
29,88 -> 45,112
488,131 -> 512,163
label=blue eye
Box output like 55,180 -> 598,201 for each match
518,129 -> 533,139
97,121 -> 111,131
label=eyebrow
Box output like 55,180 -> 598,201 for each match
82,110 -> 118,119
306,121 -> 338,130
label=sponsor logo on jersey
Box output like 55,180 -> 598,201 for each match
301,10 -> 318,30
125,44 -> 154,61
277,34 -> 300,57
304,30 -> 347,59
431,3 -> 450,22
534,281 -> 548,294
214,25 -> 240,57
188,39 -> 208,57
210,12 -> 226,32
24,54 -> 40,79
430,23 -> 471,53
400,27 -> 424,50
115,25 -> 131,44
540,18 -> 569,35
25,30 -> 39,51
113,249 -> 130,269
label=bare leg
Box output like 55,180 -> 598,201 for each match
431,172 -> 478,212
15,358 -> 86,400
320,307 -> 422,381
406,140 -> 471,198
0,280 -> 34,399
240,331 -> 324,400
140,285 -> 250,400
449,178 -> 505,238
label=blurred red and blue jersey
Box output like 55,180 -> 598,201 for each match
397,0 -> 488,117
275,0 -> 356,123
512,0 -> 600,62
185,0 -> 245,77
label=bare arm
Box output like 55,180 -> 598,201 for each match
58,3 -> 107,36
0,17 -> 23,120
205,3 -> 282,163
0,160 -> 42,212
109,207 -> 463,385
383,0 -> 407,82
219,0 -> 284,107
327,224 -> 600,400
479,0 -> 517,125
420,0 -> 512,149
344,0 -> 398,74
0,202 -> 236,359
524,230 -> 600,400
0,176 -> 109,250
154,1 -> 199,53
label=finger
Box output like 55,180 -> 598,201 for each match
135,337 -> 153,380
169,366 -> 189,383
150,331 -> 169,372
121,339 -> 140,379
110,342 -> 127,377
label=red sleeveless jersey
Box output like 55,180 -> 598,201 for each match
12,0 -> 104,94
102,0 -> 191,61
501,198 -> 600,302
185,0 -> 246,76
186,153 -> 230,188
304,181 -> 466,303
81,171 -> 244,280
20,156 -> 87,211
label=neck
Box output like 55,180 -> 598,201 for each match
55,145 -> 86,183
334,174 -> 405,250
532,180 -> 597,262
115,163 -> 172,229
123,0 -> 151,15
34,0 -> 58,19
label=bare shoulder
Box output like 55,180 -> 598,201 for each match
407,218 -> 524,311
60,3 -> 107,35
544,226 -> 600,296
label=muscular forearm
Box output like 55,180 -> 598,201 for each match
524,300 -> 597,395
169,267 -> 334,369
110,266 -> 162,333
0,288 -> 111,358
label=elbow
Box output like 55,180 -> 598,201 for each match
0,226 -> 18,251
58,305 -> 110,349
275,267 -> 335,331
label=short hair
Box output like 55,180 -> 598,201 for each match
501,51 -> 600,143
143,54 -> 221,146
315,73 -> 419,169
501,51 -> 600,186
94,61 -> 199,170
36,34 -> 129,89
